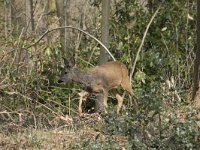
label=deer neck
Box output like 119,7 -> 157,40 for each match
72,68 -> 95,86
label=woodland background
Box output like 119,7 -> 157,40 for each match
0,0 -> 200,149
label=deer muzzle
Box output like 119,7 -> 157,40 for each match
58,79 -> 64,83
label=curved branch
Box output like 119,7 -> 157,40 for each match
25,26 -> 116,61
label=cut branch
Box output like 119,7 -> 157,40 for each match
129,5 -> 162,84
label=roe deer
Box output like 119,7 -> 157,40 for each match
58,57 -> 133,116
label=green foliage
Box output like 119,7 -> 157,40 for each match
0,0 -> 199,149
68,134 -> 132,150
111,0 -> 196,89
71,1 -> 199,148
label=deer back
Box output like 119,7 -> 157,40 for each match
89,61 -> 129,91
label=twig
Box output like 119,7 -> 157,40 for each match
129,5 -> 162,84
5,91 -> 58,115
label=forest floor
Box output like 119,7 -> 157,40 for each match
0,113 -> 128,149
0,4 -> 129,149
0,128 -> 78,150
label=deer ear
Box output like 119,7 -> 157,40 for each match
69,56 -> 75,67
63,57 -> 69,66
63,55 -> 75,67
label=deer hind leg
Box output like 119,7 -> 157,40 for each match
115,93 -> 124,114
78,91 -> 89,116
121,78 -> 139,111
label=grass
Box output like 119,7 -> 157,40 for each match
0,128 -> 78,149
0,113 -> 129,150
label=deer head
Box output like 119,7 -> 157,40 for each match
58,57 -> 76,84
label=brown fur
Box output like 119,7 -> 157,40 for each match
58,58 -> 132,116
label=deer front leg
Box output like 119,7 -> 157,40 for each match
78,91 -> 89,116
115,93 -> 124,114
103,90 -> 108,108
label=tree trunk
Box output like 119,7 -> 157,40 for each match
95,0 -> 110,113
26,0 -> 35,35
193,0 -> 200,107
148,0 -> 153,12
99,0 -> 110,64
39,0 -> 49,38
5,0 -> 15,38
95,93 -> 105,113
55,0 -> 70,57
